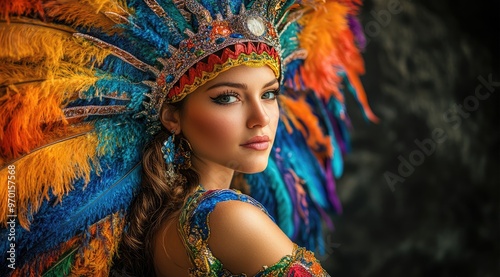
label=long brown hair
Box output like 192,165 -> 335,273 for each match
116,102 -> 199,276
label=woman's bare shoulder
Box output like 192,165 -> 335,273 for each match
208,199 -> 295,275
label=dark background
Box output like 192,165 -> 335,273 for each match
324,0 -> 499,276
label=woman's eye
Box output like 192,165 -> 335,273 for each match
262,89 -> 279,100
211,94 -> 239,104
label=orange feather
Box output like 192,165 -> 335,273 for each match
0,0 -> 44,22
0,130 -> 99,229
280,96 -> 333,161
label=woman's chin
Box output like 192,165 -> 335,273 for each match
234,161 -> 269,174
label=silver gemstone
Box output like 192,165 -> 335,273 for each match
246,16 -> 266,36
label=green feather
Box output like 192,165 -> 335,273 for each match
42,247 -> 78,277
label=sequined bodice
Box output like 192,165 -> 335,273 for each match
178,186 -> 331,277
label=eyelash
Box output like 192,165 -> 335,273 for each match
210,90 -> 240,105
210,88 -> 281,105
267,88 -> 281,98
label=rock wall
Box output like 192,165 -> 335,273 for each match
325,0 -> 499,276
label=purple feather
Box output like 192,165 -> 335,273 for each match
283,171 -> 301,239
348,16 -> 366,50
325,159 -> 343,214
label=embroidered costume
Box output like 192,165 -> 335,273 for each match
0,0 -> 374,275
179,186 -> 330,276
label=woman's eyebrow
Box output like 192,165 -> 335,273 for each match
262,79 -> 278,88
206,82 -> 247,91
206,79 -> 278,91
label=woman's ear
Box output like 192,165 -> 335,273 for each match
160,105 -> 181,134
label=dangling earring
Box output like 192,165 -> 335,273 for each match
161,131 -> 176,165
161,131 -> 192,183
174,137 -> 192,170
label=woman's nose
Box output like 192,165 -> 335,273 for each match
246,100 -> 270,129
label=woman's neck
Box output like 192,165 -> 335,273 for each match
191,156 -> 234,190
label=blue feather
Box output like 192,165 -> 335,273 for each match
247,158 -> 295,237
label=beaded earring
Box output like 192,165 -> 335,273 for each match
175,137 -> 192,170
161,131 -> 176,166
161,131 -> 192,183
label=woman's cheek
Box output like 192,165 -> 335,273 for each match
267,105 -> 280,132
185,108 -> 240,149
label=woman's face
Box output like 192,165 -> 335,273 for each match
178,65 -> 280,174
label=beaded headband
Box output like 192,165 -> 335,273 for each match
165,42 -> 280,103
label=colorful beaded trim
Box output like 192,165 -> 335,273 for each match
166,42 -> 280,103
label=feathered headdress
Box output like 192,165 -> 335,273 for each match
0,0 -> 375,275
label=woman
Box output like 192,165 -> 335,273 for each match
121,61 -> 329,275
0,0 -> 373,276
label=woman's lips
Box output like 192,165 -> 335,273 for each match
241,135 -> 271,151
